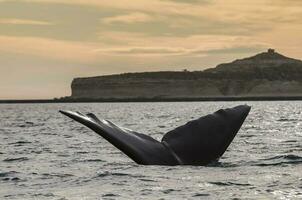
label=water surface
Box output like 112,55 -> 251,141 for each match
0,102 -> 301,199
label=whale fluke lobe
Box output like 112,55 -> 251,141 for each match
162,105 -> 251,165
59,110 -> 178,165
60,105 -> 251,166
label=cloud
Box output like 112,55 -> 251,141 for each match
2,0 -> 301,41
270,0 -> 302,6
191,46 -> 266,55
14,0 -> 302,21
0,35 -> 101,63
102,12 -> 153,24
97,31 -> 268,52
0,33 -> 267,65
161,0 -> 210,4
93,31 -> 268,57
93,46 -> 266,58
1,0 -> 302,100
7,0 -> 284,24
94,47 -> 187,56
0,1 -> 116,41
0,18 -> 53,25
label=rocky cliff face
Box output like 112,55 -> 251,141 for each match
70,49 -> 302,99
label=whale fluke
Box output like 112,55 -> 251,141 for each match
60,105 -> 251,166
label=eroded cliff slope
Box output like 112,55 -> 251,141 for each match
70,49 -> 302,99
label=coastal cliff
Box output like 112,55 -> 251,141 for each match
70,49 -> 302,100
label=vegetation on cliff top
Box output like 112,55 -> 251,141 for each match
73,49 -> 302,84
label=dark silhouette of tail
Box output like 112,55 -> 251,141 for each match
60,105 -> 251,165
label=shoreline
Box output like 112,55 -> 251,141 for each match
1,96 -> 302,103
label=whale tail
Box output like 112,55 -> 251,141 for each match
162,105 -> 251,165
60,105 -> 251,166
59,110 -> 178,165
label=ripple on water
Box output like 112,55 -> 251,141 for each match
277,118 -> 298,122
41,173 -> 74,178
261,154 -> 302,161
282,140 -> 298,143
95,171 -> 146,179
139,178 -> 156,182
3,157 -> 29,162
1,102 -> 302,199
193,193 -> 210,197
77,158 -> 105,163
0,171 -> 21,182
8,141 -> 32,146
162,188 -> 180,194
102,193 -> 120,198
14,122 -> 44,128
208,181 -> 252,187
0,171 -> 18,177
254,154 -> 302,166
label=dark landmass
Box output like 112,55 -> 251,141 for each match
3,49 -> 302,103
2,96 -> 302,104
69,49 -> 302,100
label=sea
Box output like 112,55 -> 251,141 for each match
0,101 -> 301,200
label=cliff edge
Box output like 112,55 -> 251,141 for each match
70,49 -> 302,99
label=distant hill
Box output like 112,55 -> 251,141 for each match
204,48 -> 302,81
69,49 -> 302,100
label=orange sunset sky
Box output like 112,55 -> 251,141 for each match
1,0 -> 302,99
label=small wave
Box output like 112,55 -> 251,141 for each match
243,140 -> 265,145
41,173 -> 74,178
283,140 -> 298,143
260,154 -> 302,161
67,145 -> 81,149
8,141 -> 32,145
76,151 -> 89,154
96,171 -> 116,177
0,171 -> 21,182
81,159 -> 105,162
209,181 -> 251,187
1,177 -> 20,181
102,193 -> 119,197
254,161 -> 302,166
32,193 -> 55,198
158,114 -> 171,119
123,123 -> 137,126
112,182 -> 126,186
139,178 -> 156,182
17,121 -> 43,128
3,157 -> 29,162
57,154 -> 70,157
0,171 -> 18,177
240,134 -> 255,138
253,154 -> 302,166
206,161 -> 238,168
162,189 -> 179,194
63,134 -> 73,138
96,171 -> 145,178
193,193 -> 210,197
277,118 -> 298,122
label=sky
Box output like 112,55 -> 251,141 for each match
1,0 -> 302,99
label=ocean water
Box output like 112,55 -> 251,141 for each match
0,102 -> 301,200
